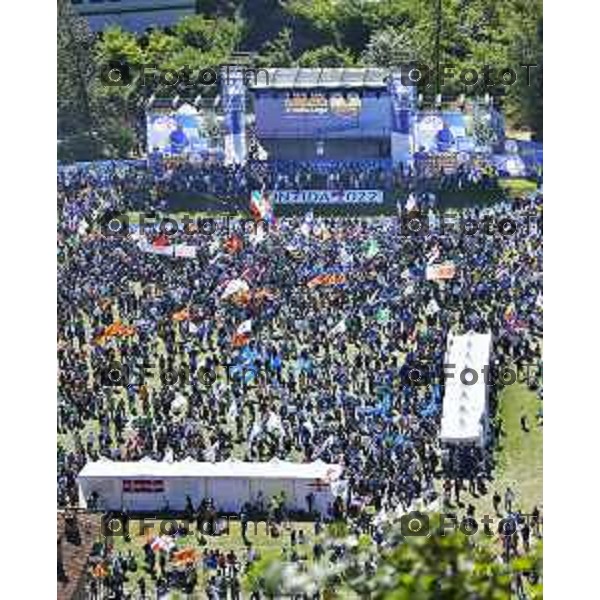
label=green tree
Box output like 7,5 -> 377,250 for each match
57,0 -> 96,138
255,28 -> 294,68
174,14 -> 241,54
362,27 -> 422,67
143,30 -> 184,69
298,45 -> 355,68
243,515 -> 543,599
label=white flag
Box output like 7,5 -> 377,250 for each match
329,318 -> 347,337
405,193 -> 417,212
249,420 -> 262,442
228,400 -> 238,420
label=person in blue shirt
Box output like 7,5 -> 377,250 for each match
169,123 -> 189,154
436,121 -> 455,152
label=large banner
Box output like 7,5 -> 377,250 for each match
254,92 -> 389,139
257,189 -> 384,204
222,67 -> 246,164
387,74 -> 416,166
146,104 -> 206,156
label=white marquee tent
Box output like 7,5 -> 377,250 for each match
78,458 -> 344,514
440,331 -> 492,446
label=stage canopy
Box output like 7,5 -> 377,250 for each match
250,67 -> 389,90
440,331 -> 492,446
78,458 -> 344,514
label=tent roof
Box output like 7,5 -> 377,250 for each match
78,459 -> 343,481
440,331 -> 492,444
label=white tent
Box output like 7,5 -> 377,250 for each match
440,331 -> 492,446
78,458 -> 343,514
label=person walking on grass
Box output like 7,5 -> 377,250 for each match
505,486 -> 515,514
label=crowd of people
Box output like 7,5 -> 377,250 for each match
57,158 -> 542,597
59,156 -> 501,214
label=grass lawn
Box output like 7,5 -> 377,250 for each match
467,382 -> 543,518
106,518 -> 318,597
494,383 -> 543,510
498,178 -> 539,198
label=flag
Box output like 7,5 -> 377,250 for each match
364,239 -> 380,259
266,411 -> 285,436
94,321 -> 136,344
367,290 -> 380,305
426,298 -> 440,316
150,536 -> 175,553
123,479 -> 165,493
307,273 -> 347,288
300,211 -> 314,237
339,245 -> 353,266
376,308 -> 391,324
249,419 -> 262,442
232,319 -> 252,347
405,193 -> 417,212
249,226 -> 267,246
314,434 -> 335,459
250,189 -> 274,224
77,218 -> 89,236
172,548 -> 199,565
220,278 -> 250,299
227,400 -> 238,420
504,303 -> 515,321
152,234 -> 170,248
172,308 -> 190,322
329,318 -> 347,336
427,244 -> 441,264
426,263 -> 456,281
224,235 -> 243,254
174,245 -> 197,259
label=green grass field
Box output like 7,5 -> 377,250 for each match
97,382 -> 542,597
467,382 -> 543,518
499,178 -> 539,198
106,517 -> 319,597
494,383 -> 543,510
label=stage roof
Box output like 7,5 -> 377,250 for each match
250,68 -> 390,91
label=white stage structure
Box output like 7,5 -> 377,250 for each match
440,331 -> 492,447
78,458 -> 344,514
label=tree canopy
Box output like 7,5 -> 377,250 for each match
58,0 -> 543,159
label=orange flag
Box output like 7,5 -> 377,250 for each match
172,308 -> 190,322
94,321 -> 135,344
307,273 -> 346,288
172,548 -> 199,565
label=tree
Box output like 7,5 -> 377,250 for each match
255,29 -> 294,68
57,0 -> 96,137
298,45 -> 354,68
243,515 -> 543,599
362,27 -> 422,67
174,15 -> 241,55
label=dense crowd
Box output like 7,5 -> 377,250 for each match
57,159 -> 542,597
58,157 -> 500,215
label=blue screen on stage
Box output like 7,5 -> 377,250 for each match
146,108 -> 207,156
254,92 -> 391,138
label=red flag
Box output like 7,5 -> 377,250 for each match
153,234 -> 170,247
224,235 -> 243,254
